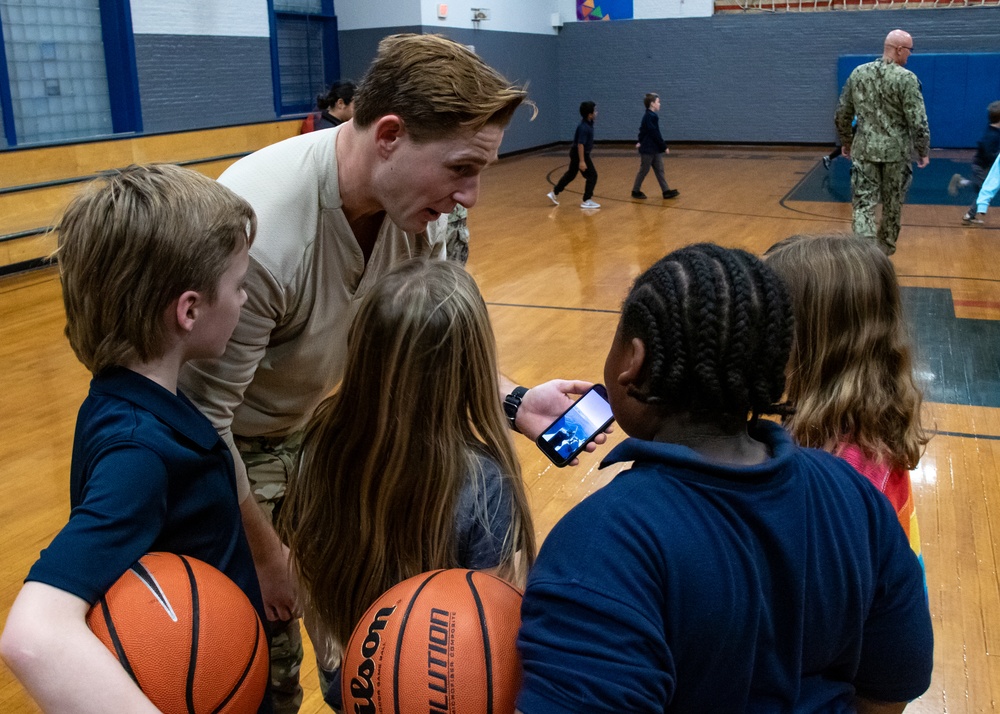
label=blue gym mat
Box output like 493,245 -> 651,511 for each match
902,286 -> 1000,408
789,157 -> 995,207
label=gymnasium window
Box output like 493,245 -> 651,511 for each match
270,0 -> 339,116
0,0 -> 139,148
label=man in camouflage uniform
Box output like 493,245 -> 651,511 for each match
835,29 -> 930,256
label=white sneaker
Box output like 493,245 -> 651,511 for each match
580,200 -> 601,209
948,173 -> 965,197
546,191 -> 559,205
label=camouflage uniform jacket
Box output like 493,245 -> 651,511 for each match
835,59 -> 930,163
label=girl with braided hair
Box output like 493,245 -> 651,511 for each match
765,233 -> 929,566
516,243 -> 932,714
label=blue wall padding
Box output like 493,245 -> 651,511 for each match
839,54 -> 1000,149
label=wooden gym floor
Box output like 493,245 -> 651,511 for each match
1,143 -> 998,712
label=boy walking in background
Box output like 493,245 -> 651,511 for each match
631,93 -> 679,200
948,100 -> 1000,225
548,101 -> 600,209
0,165 -> 269,713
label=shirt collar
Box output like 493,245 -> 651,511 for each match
599,420 -> 796,487
90,367 -> 223,451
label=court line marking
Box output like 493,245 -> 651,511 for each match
537,148 -> 995,230
487,278 -> 1000,315
4,274 -> 995,437
488,301 -> 619,314
952,299 -> 1000,309
545,160 -> 999,230
777,162 -> 1000,229
899,274 -> 1000,285
544,165 -> 841,223
931,429 -> 1000,441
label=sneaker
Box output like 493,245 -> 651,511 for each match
546,191 -> 559,205
962,211 -> 984,225
580,200 -> 601,209
662,189 -> 680,199
948,174 -> 965,197
822,156 -> 831,170
631,191 -> 648,199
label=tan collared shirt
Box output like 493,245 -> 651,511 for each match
179,126 -> 446,497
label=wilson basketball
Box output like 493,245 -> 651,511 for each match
341,569 -> 523,714
86,552 -> 268,713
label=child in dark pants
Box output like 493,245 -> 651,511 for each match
547,101 -> 600,209
950,100 -> 1000,225
516,243 -> 932,713
631,92 -> 678,200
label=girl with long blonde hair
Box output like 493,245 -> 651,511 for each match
280,258 -> 535,710
765,234 -> 928,559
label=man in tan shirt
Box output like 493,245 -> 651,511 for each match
180,34 -> 606,713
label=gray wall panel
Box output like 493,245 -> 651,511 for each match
131,10 -> 1000,147
134,35 -> 274,134
338,27 -> 559,154
556,8 -> 1000,145
337,26 -> 423,81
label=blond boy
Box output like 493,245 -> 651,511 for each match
0,165 -> 268,713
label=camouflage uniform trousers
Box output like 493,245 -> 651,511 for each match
235,431 -> 306,714
851,158 -> 913,256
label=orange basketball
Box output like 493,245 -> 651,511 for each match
341,569 -> 523,714
86,552 -> 268,713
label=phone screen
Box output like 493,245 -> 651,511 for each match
536,385 -> 614,466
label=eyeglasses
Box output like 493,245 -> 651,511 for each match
894,44 -> 913,52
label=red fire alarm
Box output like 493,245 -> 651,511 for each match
437,4 -> 448,18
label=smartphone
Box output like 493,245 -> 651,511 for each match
536,384 -> 615,467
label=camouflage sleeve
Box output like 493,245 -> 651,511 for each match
835,75 -> 856,148
421,212 -> 450,260
445,205 -> 470,264
903,74 -> 930,157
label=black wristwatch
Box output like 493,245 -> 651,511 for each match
503,386 -> 529,432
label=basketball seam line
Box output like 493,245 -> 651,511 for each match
467,571 -> 494,714
393,570 -> 446,714
99,596 -> 140,685
491,578 -> 524,597
212,616 -> 262,713
182,555 -> 200,714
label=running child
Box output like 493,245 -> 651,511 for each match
948,100 -> 1000,224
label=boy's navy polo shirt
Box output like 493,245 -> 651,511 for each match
27,366 -> 264,628
573,119 -> 595,155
